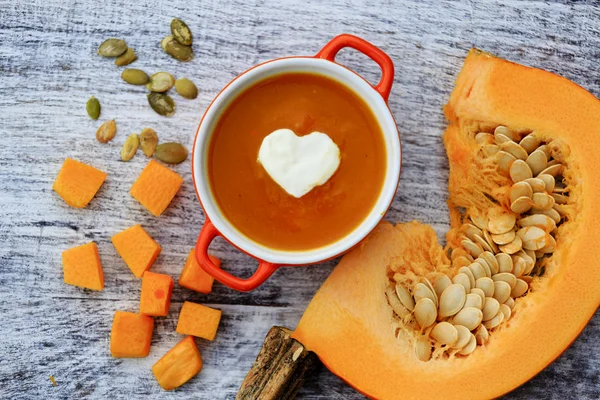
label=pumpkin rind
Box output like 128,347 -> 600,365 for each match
292,50 -> 600,399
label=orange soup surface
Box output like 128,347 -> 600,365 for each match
208,73 -> 387,251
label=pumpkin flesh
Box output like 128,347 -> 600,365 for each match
292,50 -> 600,399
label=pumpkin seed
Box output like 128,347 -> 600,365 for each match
492,272 -> 517,289
161,35 -> 194,62
470,288 -> 486,305
115,47 -> 137,66
468,262 -> 486,281
537,174 -> 556,193
430,322 -> 458,346
464,293 -> 483,309
483,144 -> 500,157
461,239 -> 483,258
121,134 -> 139,161
488,209 -> 516,234
495,253 -> 513,273
86,96 -> 100,120
511,196 -> 533,214
414,298 -> 437,329
519,214 -> 556,231
451,247 -> 474,261
452,273 -> 471,293
511,279 -> 529,298
96,119 -> 116,143
510,160 -> 533,182
498,235 -> 522,254
475,132 -> 494,145
482,297 -> 500,321
155,142 -> 188,164
526,150 -> 548,176
476,258 -> 492,278
519,134 -> 540,154
147,72 -> 175,93
416,336 -> 432,362
480,252 -> 499,275
524,177 -> 546,193
470,213 -> 489,230
517,226 -> 547,251
175,78 -> 198,99
97,38 -> 127,57
462,223 -> 483,241
494,132 -> 513,145
499,304 -> 512,320
439,284 -> 466,319
122,69 -> 150,85
432,275 -> 452,298
540,234 -> 557,253
504,297 -> 515,310
510,181 -> 533,203
500,141 -> 528,160
511,256 -> 526,277
475,324 -> 489,345
483,310 -> 504,330
452,307 -> 483,331
538,164 -> 563,177
532,192 -> 555,210
453,256 -> 471,269
139,128 -> 158,157
482,230 -> 499,253
537,144 -> 551,158
537,207 -> 561,224
476,277 -> 495,298
413,282 -> 437,306
452,325 -> 472,349
494,125 -> 518,141
386,285 -> 410,317
458,266 -> 476,288
492,281 -> 511,304
395,283 -> 415,311
496,151 -> 517,173
171,18 -> 193,45
148,92 -> 176,117
492,230 -> 516,246
551,193 -> 568,204
473,234 -> 493,253
458,333 -> 477,355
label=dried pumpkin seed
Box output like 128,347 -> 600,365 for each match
161,35 -> 194,62
114,47 -> 137,66
147,72 -> 175,93
175,78 -> 198,99
121,134 -> 139,161
122,69 -> 150,85
139,128 -> 158,157
86,96 -> 100,120
171,18 -> 193,46
96,119 -> 116,143
97,38 -> 127,57
155,142 -> 188,164
148,92 -> 176,117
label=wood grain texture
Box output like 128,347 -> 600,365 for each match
0,0 -> 598,398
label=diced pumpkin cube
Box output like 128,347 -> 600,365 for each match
140,271 -> 174,317
130,160 -> 183,216
110,311 -> 154,358
62,242 -> 104,290
179,250 -> 220,294
112,224 -> 161,278
53,158 -> 107,208
176,301 -> 222,341
152,336 -> 203,390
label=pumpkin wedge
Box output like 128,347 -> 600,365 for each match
292,50 -> 600,399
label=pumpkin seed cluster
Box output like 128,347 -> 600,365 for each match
386,125 -> 570,361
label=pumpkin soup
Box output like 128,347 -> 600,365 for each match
208,73 -> 387,251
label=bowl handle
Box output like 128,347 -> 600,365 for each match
195,218 -> 279,292
316,34 -> 394,102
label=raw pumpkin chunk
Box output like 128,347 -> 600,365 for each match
179,250 -> 220,294
111,224 -> 161,278
176,301 -> 222,341
140,271 -> 174,317
130,159 -> 183,216
110,311 -> 154,358
52,158 -> 107,208
62,242 -> 104,290
152,336 -> 203,390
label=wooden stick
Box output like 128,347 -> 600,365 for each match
236,326 -> 320,400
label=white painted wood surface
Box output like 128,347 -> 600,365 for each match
0,0 -> 598,398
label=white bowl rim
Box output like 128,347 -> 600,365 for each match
192,56 -> 401,265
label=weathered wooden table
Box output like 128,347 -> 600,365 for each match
1,0 -> 598,398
